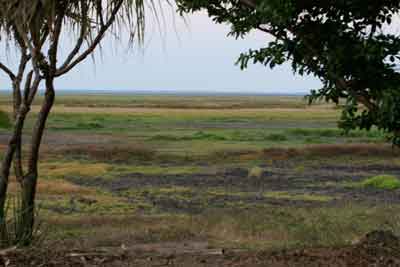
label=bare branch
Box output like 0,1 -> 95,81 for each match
23,71 -> 33,104
96,0 -> 105,27
0,63 -> 16,81
48,4 -> 66,73
58,0 -> 89,71
55,0 -> 124,77
13,52 -> 30,118
27,75 -> 42,105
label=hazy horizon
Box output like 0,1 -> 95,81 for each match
0,88 -> 309,96
0,6 -> 322,94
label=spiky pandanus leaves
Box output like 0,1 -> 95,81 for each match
0,0 -> 148,49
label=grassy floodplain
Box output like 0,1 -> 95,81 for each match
0,93 -> 399,253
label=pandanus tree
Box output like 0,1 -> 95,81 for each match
177,0 -> 400,144
0,0 -> 148,245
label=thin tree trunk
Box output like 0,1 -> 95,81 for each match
0,106 -> 30,231
12,83 -> 24,183
20,78 -> 55,241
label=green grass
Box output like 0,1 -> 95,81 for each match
286,128 -> 385,139
361,175 -> 400,190
264,191 -> 334,202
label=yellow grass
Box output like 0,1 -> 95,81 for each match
40,161 -> 111,178
0,104 -> 340,120
8,179 -> 92,196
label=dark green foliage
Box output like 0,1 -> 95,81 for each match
177,0 -> 400,145
264,133 -> 288,141
0,110 -> 10,129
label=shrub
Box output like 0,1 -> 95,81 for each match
76,121 -> 104,129
0,110 -> 11,129
192,131 -> 226,141
0,195 -> 44,248
248,166 -> 264,178
150,131 -> 226,141
362,175 -> 400,190
265,133 -> 288,142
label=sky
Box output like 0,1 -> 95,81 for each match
0,8 -> 322,94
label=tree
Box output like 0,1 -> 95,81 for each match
0,0 -> 148,245
177,0 -> 400,144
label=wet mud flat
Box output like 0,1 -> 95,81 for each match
66,159 -> 400,214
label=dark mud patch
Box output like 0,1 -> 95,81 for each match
318,163 -> 400,175
65,160 -> 400,214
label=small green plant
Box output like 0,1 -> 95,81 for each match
362,175 -> 400,190
76,121 -> 104,129
294,165 -> 306,174
248,166 -> 264,179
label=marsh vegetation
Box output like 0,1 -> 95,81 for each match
0,94 -> 398,265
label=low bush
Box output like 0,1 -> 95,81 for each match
264,133 -> 288,142
248,166 -> 264,178
151,131 -> 226,141
362,175 -> 400,190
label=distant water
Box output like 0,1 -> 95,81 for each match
0,88 -> 307,97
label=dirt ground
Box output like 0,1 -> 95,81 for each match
1,230 -> 400,266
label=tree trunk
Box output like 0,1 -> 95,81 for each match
0,106 -> 29,217
19,78 -> 55,242
18,172 -> 37,243
0,106 -> 30,243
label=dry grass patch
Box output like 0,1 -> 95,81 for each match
8,179 -> 94,196
48,215 -> 199,247
40,161 -> 111,178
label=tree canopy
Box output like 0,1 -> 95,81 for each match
178,0 -> 400,145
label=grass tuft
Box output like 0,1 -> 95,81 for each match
248,166 -> 264,178
362,175 -> 400,190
